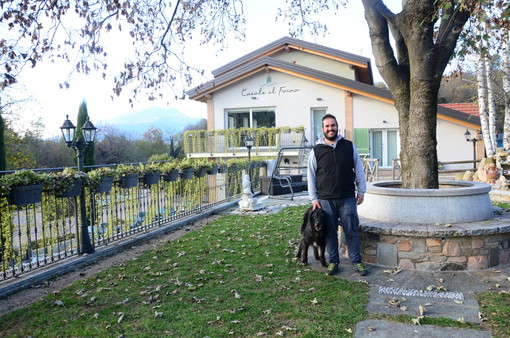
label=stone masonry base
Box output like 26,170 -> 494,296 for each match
338,213 -> 510,271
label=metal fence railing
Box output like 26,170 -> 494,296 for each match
0,168 -> 260,282
183,127 -> 306,156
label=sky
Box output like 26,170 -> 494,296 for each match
4,0 -> 402,138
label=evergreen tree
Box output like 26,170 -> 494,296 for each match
76,100 -> 95,168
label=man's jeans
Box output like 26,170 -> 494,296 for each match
320,197 -> 362,264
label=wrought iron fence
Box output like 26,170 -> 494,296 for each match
0,168 -> 260,282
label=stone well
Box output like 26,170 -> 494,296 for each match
357,180 -> 493,224
342,180 -> 510,270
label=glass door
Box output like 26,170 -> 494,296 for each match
312,109 -> 327,145
371,130 -> 399,168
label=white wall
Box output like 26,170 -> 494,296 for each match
353,95 -> 398,129
272,50 -> 355,80
213,71 -> 344,142
437,119 -> 477,167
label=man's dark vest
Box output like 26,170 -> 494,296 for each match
313,138 -> 355,199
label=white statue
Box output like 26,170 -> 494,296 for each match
238,174 -> 263,211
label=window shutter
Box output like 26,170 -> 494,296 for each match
354,128 -> 370,156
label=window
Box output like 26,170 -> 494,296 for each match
226,108 -> 275,129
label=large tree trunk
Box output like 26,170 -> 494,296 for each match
361,0 -> 473,189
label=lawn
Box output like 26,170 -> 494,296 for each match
0,205 -> 508,337
0,206 -> 368,337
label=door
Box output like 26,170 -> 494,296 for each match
312,109 -> 327,145
371,130 -> 399,168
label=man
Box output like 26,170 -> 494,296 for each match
307,114 -> 367,276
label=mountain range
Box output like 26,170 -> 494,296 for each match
98,107 -> 202,138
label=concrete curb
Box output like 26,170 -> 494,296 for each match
0,200 -> 239,300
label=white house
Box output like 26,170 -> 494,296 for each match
186,37 -> 481,169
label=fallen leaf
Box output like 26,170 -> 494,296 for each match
412,317 -> 422,325
454,300 -> 464,304
344,328 -> 353,333
154,311 -> 163,318
54,300 -> 64,306
457,317 -> 465,323
117,313 -> 125,324
367,327 -> 376,332
310,298 -> 319,305
93,313 -> 99,319
400,306 -> 408,312
444,223 -> 452,228
419,305 -> 425,316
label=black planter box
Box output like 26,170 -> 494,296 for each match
95,177 -> 114,194
195,167 -> 207,178
121,174 -> 139,189
163,170 -> 179,182
181,168 -> 194,180
207,165 -> 218,175
8,184 -> 43,206
57,180 -> 83,198
143,172 -> 160,186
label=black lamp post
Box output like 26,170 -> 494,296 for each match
464,129 -> 482,169
60,115 -> 97,254
245,135 -> 254,192
245,135 -> 254,162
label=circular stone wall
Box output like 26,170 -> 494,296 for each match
358,180 -> 493,224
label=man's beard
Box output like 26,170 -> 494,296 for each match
323,129 -> 338,141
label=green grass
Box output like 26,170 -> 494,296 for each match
1,205 -> 509,337
0,206 -> 367,337
478,292 -> 510,337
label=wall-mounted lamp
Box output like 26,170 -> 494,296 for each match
251,96 -> 257,100
383,120 -> 388,124
316,98 -> 322,101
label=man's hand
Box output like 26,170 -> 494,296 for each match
356,194 -> 364,205
312,201 -> 321,210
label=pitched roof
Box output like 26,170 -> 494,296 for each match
211,36 -> 374,84
439,103 -> 479,116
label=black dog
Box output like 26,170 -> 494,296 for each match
296,206 -> 327,267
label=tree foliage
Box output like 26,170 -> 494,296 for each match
0,0 -> 246,102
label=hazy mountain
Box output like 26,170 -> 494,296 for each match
98,107 -> 202,138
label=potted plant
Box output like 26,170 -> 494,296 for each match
47,167 -> 86,198
161,161 -> 179,182
0,170 -> 48,206
87,167 -> 116,193
193,159 -> 209,178
217,159 -> 228,173
140,162 -> 161,186
204,160 -> 218,175
178,158 -> 195,180
115,164 -> 141,189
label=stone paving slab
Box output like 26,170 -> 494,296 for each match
355,319 -> 492,338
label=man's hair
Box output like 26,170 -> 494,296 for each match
322,114 -> 337,126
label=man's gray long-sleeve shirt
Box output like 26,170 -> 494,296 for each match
307,135 -> 367,204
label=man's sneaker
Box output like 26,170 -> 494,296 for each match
353,262 -> 368,276
326,263 -> 339,276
